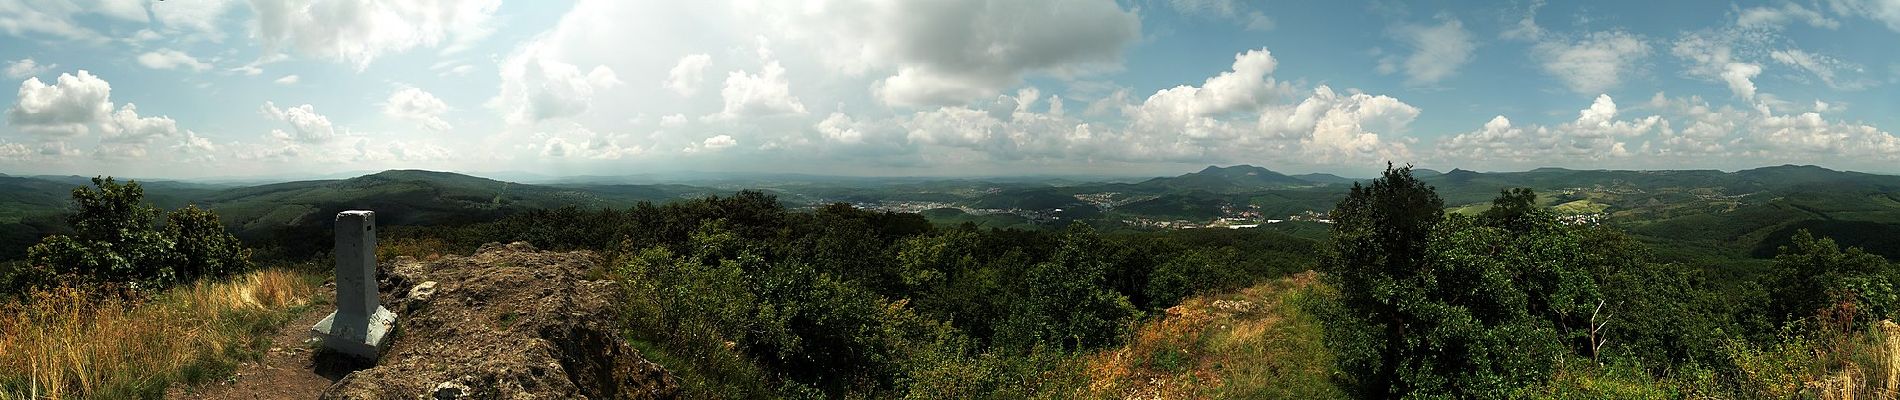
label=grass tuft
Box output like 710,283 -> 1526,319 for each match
0,268 -> 318,399
1071,271 -> 1341,399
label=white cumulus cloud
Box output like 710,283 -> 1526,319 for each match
664,54 -> 711,97
717,51 -> 806,118
1718,62 -> 1763,100
6,70 -> 113,136
100,103 -> 180,144
758,0 -> 1140,107
491,42 -> 622,124
875,47 -> 1420,166
383,86 -> 452,132
249,0 -> 501,69
682,133 -> 739,154
261,101 -> 338,143
1130,48 -> 1291,131
816,112 -> 865,144
1436,94 -> 1661,163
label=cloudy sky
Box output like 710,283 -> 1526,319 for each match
0,0 -> 1896,179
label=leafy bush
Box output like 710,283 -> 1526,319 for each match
1767,230 -> 1900,329
400,190 -> 1319,397
995,223 -> 1143,352
21,177 -> 252,292
618,221 -> 977,396
0,260 -> 51,301
1319,166 -> 1608,398
1144,248 -> 1241,310
166,205 -> 254,283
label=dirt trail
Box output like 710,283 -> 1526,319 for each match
169,288 -> 345,399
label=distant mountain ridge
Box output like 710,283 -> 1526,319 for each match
0,170 -> 726,259
2,164 -> 1898,261
1410,164 -> 1900,205
1132,165 -> 1352,193
193,170 -> 729,253
1291,173 -> 1358,184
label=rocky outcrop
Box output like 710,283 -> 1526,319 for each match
321,242 -> 678,399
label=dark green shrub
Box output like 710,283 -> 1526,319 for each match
22,177 -> 251,290
1766,230 -> 1898,329
995,223 -> 1142,352
1144,248 -> 1240,310
1319,168 -> 1603,398
166,205 -> 255,283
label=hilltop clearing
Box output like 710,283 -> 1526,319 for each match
322,242 -> 678,398
1070,271 -> 1339,398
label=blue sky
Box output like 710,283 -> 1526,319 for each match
0,0 -> 1896,179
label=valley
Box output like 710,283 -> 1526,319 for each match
6,164 -> 1892,265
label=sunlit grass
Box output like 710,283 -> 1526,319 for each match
0,268 -> 319,399
1072,271 -> 1341,399
1778,320 -> 1900,400
1553,199 -> 1611,214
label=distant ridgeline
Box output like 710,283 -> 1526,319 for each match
0,164 -> 1896,262
0,170 -> 722,259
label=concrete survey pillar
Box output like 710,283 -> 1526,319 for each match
312,210 -> 397,359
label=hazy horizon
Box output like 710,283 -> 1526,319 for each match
2,0 -> 1897,179
5,162 -> 1885,186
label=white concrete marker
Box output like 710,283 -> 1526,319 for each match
312,210 -> 397,359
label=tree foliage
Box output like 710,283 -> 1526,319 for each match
1318,164 -> 1446,397
397,190 -> 1312,397
166,205 -> 254,282
1767,230 -> 1899,328
20,177 -> 251,291
996,223 -> 1142,352
1480,187 -> 1540,232
1320,167 -> 1609,398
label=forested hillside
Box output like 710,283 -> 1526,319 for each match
6,165 -> 1900,398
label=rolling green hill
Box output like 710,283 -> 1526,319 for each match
1419,165 -> 1900,262
0,170 -> 726,260
1290,173 -> 1360,185
0,176 -> 82,259
959,165 -> 1348,223
5,164 -> 1898,264
193,170 -> 726,257
0,176 -> 230,259
1129,165 -> 1314,193
1116,192 -> 1236,219
966,187 -> 1093,211
918,208 -> 1038,229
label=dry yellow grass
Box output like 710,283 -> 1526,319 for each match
1075,271 -> 1338,399
0,269 -> 317,399
1807,320 -> 1900,400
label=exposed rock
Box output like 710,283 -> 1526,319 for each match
430,379 -> 472,399
321,242 -> 679,399
406,281 -> 438,312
